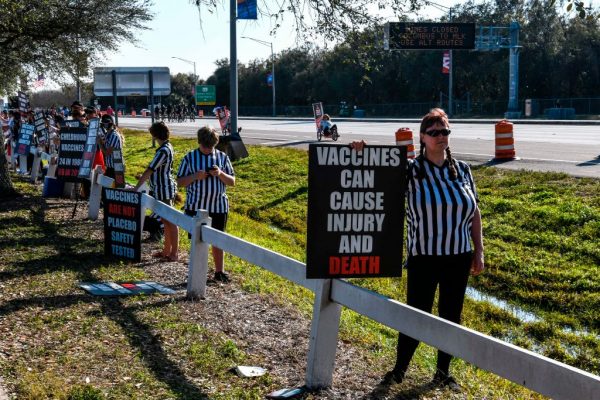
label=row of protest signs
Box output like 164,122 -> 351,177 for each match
97,143 -> 409,282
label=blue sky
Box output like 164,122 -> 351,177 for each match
100,1 -> 464,81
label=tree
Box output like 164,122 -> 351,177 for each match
0,0 -> 153,197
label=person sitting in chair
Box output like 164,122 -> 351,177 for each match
320,114 -> 333,135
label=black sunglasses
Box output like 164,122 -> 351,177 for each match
425,128 -> 451,137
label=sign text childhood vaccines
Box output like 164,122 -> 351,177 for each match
306,144 -> 406,279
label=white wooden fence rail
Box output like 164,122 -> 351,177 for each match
82,167 -> 600,398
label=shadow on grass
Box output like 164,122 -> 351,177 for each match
1,195 -> 209,398
100,297 -> 209,399
258,186 -> 307,211
365,379 -> 439,400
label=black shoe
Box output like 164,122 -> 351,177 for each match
381,369 -> 404,385
432,371 -> 460,391
213,271 -> 230,283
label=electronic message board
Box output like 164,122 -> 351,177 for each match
384,22 -> 475,50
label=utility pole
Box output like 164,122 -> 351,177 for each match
242,36 -> 276,117
229,0 -> 238,134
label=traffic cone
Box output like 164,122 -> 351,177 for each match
494,120 -> 516,159
395,127 -> 416,159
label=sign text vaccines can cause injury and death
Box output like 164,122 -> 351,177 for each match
306,144 -> 407,279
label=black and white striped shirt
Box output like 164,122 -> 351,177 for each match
104,129 -> 122,168
406,157 -> 478,256
177,148 -> 234,213
148,141 -> 176,200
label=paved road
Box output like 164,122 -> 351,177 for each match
119,117 -> 600,178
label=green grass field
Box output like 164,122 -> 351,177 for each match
0,128 -> 597,399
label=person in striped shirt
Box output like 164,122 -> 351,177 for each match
132,122 -> 179,261
97,114 -> 123,180
177,126 -> 235,283
353,108 -> 484,390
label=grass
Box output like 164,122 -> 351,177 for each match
0,128 -> 598,399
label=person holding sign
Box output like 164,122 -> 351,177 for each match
177,126 -> 235,283
132,122 -> 179,262
97,114 -> 124,181
352,108 -> 484,390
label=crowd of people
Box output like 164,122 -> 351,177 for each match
3,100 -> 236,283
4,101 -> 485,388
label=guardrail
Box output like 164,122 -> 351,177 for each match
84,166 -> 600,398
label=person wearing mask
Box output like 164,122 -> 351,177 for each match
132,122 -> 179,261
177,126 -> 235,282
352,108 -> 484,390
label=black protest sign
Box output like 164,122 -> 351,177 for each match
306,144 -> 407,279
16,124 -> 35,156
102,188 -> 142,262
34,111 -> 49,145
112,147 -> 126,188
77,118 -> 99,179
56,124 -> 88,182
17,91 -> 29,112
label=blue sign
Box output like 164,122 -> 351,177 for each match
266,73 -> 273,87
237,0 -> 257,19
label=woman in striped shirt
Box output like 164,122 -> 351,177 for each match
353,108 -> 484,389
133,122 -> 179,261
177,126 -> 235,282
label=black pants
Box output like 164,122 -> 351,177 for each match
394,253 -> 472,376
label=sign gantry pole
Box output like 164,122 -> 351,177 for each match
229,0 -> 238,135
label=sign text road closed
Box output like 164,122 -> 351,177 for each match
384,22 -> 476,50
306,144 -> 407,279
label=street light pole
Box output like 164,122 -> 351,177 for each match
241,36 -> 276,117
171,56 -> 198,112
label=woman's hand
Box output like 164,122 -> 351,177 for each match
350,140 -> 366,151
470,250 -> 485,276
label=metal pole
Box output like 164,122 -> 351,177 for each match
194,62 -> 197,115
448,8 -> 453,117
229,0 -> 238,135
112,70 -> 118,126
271,42 -> 276,117
149,70 -> 155,147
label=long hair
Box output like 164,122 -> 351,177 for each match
417,108 -> 458,180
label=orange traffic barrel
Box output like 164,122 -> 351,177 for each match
198,110 -> 204,118
395,127 -> 416,159
131,110 -> 137,117
117,110 -> 122,116
494,120 -> 516,159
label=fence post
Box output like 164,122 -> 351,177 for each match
19,155 -> 27,174
305,279 -> 342,389
88,166 -> 104,220
187,210 -> 211,299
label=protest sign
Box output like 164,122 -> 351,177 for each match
312,102 -> 324,131
77,118 -> 99,179
34,111 -> 49,145
79,281 -> 175,296
111,148 -> 126,188
306,144 -> 407,279
102,188 -> 142,262
56,124 -> 87,181
17,91 -> 29,113
16,124 -> 35,156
